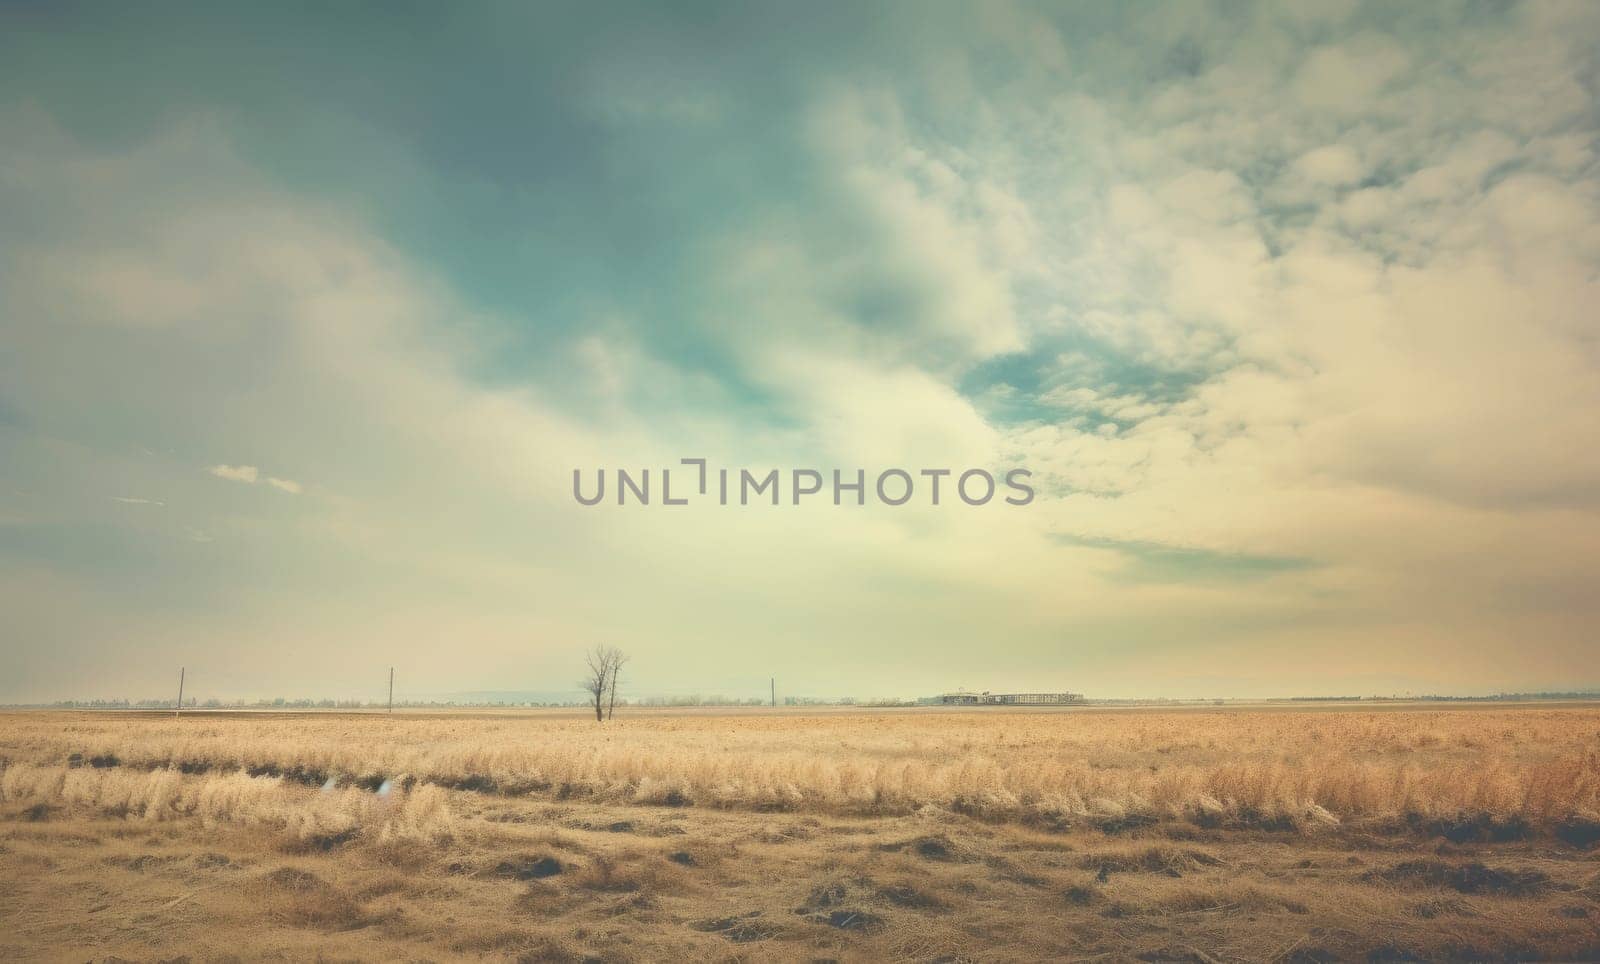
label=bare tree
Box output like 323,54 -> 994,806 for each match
581,645 -> 627,722
606,649 -> 628,720
581,647 -> 610,722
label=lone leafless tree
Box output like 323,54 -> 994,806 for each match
606,649 -> 628,720
581,646 -> 627,722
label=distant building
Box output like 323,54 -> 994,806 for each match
928,690 -> 1084,706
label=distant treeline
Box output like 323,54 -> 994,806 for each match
16,691 -> 1599,710
31,695 -> 819,710
37,698 -> 584,710
1289,692 -> 1600,702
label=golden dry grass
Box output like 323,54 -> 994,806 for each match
2,704 -> 1598,961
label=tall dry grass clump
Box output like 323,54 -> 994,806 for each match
0,761 -> 453,844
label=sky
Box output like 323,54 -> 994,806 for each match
2,1 -> 1598,703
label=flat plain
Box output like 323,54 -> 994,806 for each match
1,704 -> 1598,962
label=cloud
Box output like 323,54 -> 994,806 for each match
208,464 -> 258,483
206,466 -> 301,494
1293,37 -> 1409,115
1292,144 -> 1364,187
109,496 -> 165,506
1051,533 -> 1317,585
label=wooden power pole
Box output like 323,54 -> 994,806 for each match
771,677 -> 776,707
388,667 -> 394,714
175,667 -> 185,718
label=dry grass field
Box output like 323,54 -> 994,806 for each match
2,704 -> 1598,962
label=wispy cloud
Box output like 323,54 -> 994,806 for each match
206,465 -> 301,494
109,496 -> 165,506
1051,534 -> 1316,585
207,464 -> 258,483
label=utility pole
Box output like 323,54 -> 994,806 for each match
175,667 -> 185,718
771,677 -> 776,707
388,667 -> 394,714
